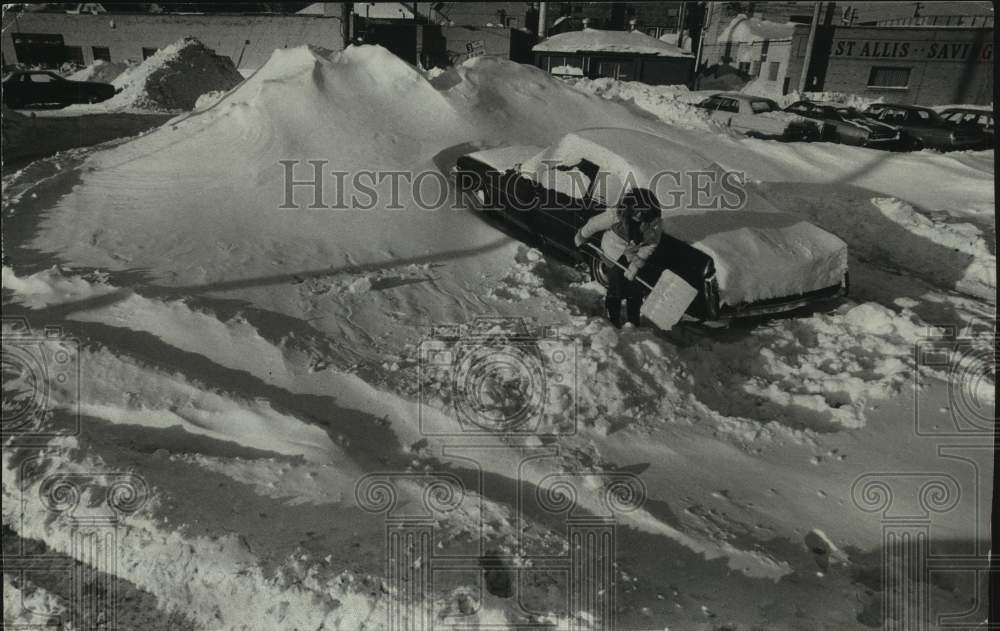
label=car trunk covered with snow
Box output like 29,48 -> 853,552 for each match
662,202 -> 848,307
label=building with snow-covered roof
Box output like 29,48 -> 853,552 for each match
698,9 -> 993,105
533,27 -> 692,85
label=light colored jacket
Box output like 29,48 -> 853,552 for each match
579,207 -> 662,276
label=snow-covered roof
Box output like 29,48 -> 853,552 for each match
658,31 -> 692,53
718,15 -> 798,43
534,28 -> 692,57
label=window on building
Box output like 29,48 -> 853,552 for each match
92,46 -> 110,62
867,66 -> 911,89
64,45 -> 84,65
767,61 -> 780,81
142,47 -> 158,60
737,61 -> 751,74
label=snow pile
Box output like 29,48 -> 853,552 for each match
719,15 -> 798,43
90,37 -> 242,112
1,265 -> 118,308
659,31 -> 693,53
66,59 -> 130,84
871,197 -> 995,297
1,445 -> 392,630
3,574 -> 66,628
535,28 -> 691,57
551,64 -> 584,76
741,79 -> 884,109
683,302 -> 928,431
193,89 -> 227,111
757,185 -> 995,300
571,77 -> 715,131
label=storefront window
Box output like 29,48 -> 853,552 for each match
867,66 -> 911,88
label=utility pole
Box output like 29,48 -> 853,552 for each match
798,1 -> 822,93
538,1 -> 548,37
342,2 -> 354,45
677,1 -> 687,49
693,1 -> 711,76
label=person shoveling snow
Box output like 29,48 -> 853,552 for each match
575,188 -> 679,327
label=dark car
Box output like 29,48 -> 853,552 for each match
939,108 -> 994,146
2,70 -> 116,108
863,103 -> 985,151
784,100 -> 905,149
454,129 -> 849,322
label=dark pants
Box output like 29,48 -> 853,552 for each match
605,255 -> 643,327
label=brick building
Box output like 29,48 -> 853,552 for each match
700,4 -> 993,105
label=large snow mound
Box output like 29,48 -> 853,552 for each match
92,37 -> 242,112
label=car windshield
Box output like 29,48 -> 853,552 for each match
750,100 -> 777,113
913,108 -> 943,123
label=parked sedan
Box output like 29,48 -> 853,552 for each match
938,108 -> 994,146
696,92 -> 822,141
784,100 -> 904,148
454,128 -> 849,322
2,70 -> 116,108
863,103 -> 985,151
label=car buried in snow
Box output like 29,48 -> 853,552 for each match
454,128 -> 849,322
696,92 -> 822,141
783,100 -> 906,149
938,107 -> 994,147
1,70 -> 116,108
862,103 -> 986,151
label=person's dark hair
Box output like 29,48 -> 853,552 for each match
621,188 -> 661,222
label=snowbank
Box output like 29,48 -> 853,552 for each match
741,78 -> 885,109
66,59 -> 130,84
571,77 -> 715,131
719,15 -> 798,43
68,37 -> 243,112
535,28 -> 691,57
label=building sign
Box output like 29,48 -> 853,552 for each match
832,39 -> 993,62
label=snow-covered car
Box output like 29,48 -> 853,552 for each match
455,128 -> 849,321
696,92 -> 822,141
1,70 -> 115,108
863,103 -> 986,151
784,100 -> 905,149
938,108 -> 994,146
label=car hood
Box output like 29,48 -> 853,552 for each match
839,117 -> 899,134
663,193 -> 847,306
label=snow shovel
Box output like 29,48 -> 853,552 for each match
587,243 -> 697,331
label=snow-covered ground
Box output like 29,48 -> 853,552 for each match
2,45 -> 994,630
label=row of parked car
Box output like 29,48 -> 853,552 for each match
695,92 -> 994,151
2,69 -> 117,108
